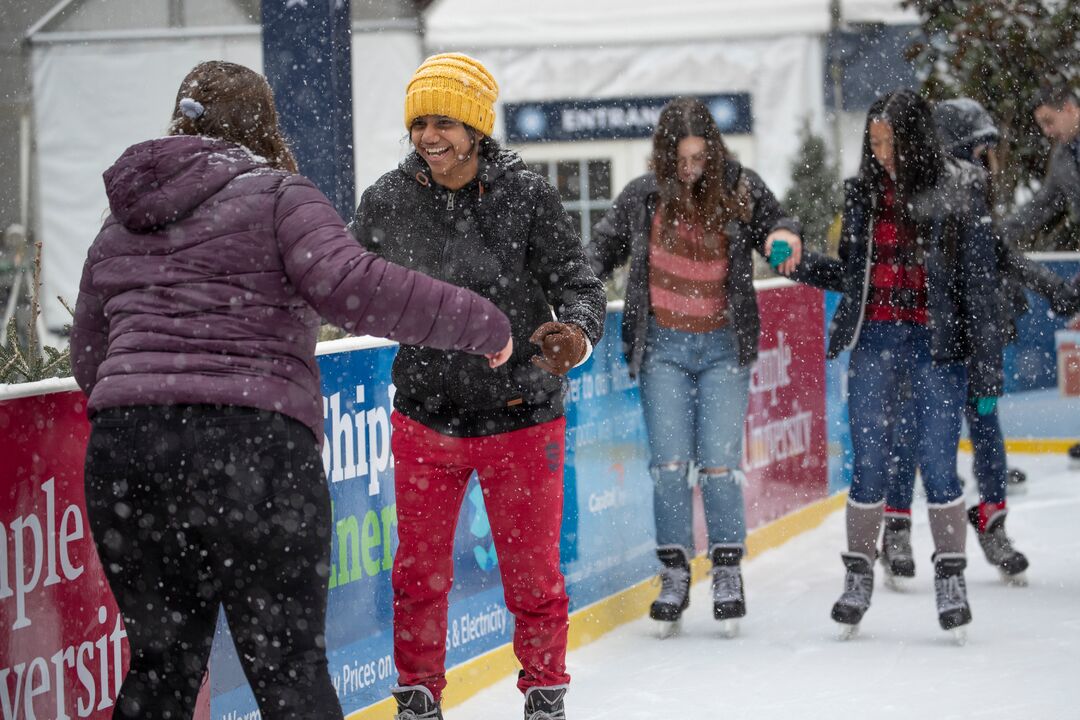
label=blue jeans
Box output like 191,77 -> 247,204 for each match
847,322 -> 965,506
638,318 -> 751,550
886,397 -> 1007,509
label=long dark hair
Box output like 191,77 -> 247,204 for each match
651,97 -> 745,247
168,61 -> 298,173
856,89 -> 944,213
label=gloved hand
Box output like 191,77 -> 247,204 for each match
975,396 -> 998,416
768,239 -> 792,269
530,321 -> 588,376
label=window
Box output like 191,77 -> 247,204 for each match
525,159 -> 613,246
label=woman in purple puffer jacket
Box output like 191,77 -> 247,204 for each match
70,61 -> 511,720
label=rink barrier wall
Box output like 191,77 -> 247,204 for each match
5,258 -> 1078,718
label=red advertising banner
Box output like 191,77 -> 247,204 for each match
742,283 -> 828,527
0,389 -> 131,719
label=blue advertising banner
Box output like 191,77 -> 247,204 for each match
504,94 -> 753,144
823,291 -> 853,494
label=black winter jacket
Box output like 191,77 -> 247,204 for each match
586,161 -> 801,376
350,148 -> 606,437
796,158 -> 1004,397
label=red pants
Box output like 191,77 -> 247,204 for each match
390,412 -> 570,701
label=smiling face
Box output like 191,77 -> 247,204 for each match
869,118 -> 896,178
410,115 -> 480,190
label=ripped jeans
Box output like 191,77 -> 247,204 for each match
638,318 -> 751,551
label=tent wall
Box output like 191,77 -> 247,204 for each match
30,29 -> 420,330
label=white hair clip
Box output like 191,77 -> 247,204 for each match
179,97 -> 205,120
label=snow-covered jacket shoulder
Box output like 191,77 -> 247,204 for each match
71,136 -> 509,442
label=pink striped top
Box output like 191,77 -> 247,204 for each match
648,208 -> 729,333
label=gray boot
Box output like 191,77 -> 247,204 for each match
392,686 -> 443,720
831,552 -> 874,627
710,545 -> 746,620
650,546 -> 691,622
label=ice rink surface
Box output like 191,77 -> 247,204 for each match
448,452 -> 1079,719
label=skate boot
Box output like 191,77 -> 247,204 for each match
933,553 -> 972,644
650,546 -> 691,638
523,685 -> 567,720
392,686 -> 443,720
880,515 -> 916,590
831,552 -> 874,640
968,505 -> 1029,585
710,545 -> 745,637
1006,467 -> 1028,496
1069,442 -> 1080,470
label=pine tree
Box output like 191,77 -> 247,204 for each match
784,119 -> 842,254
902,0 -> 1080,218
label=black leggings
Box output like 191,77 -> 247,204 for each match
85,405 -> 342,720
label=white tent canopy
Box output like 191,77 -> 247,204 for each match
424,0 -> 917,47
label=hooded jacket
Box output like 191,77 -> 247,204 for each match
585,160 -> 801,376
71,135 -> 511,442
797,157 -> 1005,397
350,147 -> 606,437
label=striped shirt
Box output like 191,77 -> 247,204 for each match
648,208 -> 729,332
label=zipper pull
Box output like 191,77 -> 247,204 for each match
447,191 -> 455,211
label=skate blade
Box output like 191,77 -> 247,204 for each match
1069,459 -> 1080,471
718,619 -> 739,639
656,618 -> 682,639
836,622 -> 859,641
950,627 -> 968,646
1001,570 -> 1029,587
883,574 -> 913,592
1006,483 -> 1029,497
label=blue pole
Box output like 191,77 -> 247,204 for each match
262,0 -> 355,221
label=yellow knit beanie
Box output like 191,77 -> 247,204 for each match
404,53 -> 498,137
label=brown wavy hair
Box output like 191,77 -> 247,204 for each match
651,97 -> 746,249
168,61 -> 298,173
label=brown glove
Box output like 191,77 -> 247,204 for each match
530,321 -> 588,376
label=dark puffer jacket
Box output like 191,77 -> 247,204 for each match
586,161 -> 801,376
71,135 -> 511,442
796,157 -> 1005,397
350,147 -> 606,437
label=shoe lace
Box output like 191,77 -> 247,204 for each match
935,573 -> 967,612
840,569 -> 872,608
527,709 -> 566,720
884,526 -> 913,560
711,565 -> 742,603
655,565 -> 690,604
395,710 -> 441,720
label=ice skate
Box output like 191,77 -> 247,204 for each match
933,553 -> 972,644
392,685 -> 444,720
1069,442 -> 1080,470
831,552 -> 874,640
710,545 -> 745,638
880,515 -> 915,591
968,506 -> 1029,585
1006,467 -> 1028,496
523,685 -> 567,720
650,546 -> 691,638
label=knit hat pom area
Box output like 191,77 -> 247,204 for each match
404,53 -> 498,136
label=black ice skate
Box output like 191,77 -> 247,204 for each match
1069,442 -> 1080,470
710,545 -> 745,637
831,552 -> 874,640
968,506 -> 1029,585
1006,467 -> 1028,496
523,685 -> 567,720
880,515 -> 916,590
392,685 -> 444,720
933,553 -> 972,644
650,546 -> 691,638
